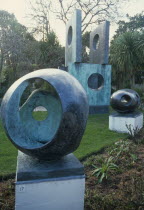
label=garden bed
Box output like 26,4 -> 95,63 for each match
84,132 -> 144,209
1,134 -> 144,209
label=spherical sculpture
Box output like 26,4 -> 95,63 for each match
1,69 -> 89,160
110,89 -> 140,113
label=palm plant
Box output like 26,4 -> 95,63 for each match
110,31 -> 144,88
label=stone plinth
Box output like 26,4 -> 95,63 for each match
15,152 -> 85,210
109,112 -> 143,134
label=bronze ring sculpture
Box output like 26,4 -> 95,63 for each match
1,69 -> 89,160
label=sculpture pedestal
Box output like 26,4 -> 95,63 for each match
109,112 -> 143,134
68,63 -> 111,114
15,152 -> 85,210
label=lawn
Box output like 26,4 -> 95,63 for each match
0,120 -> 17,177
0,113 -> 127,177
74,114 -> 127,159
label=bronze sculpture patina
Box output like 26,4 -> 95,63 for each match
111,89 -> 140,113
1,69 -> 89,160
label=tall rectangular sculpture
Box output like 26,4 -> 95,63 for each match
89,21 -> 110,64
65,9 -> 82,67
66,11 -> 111,114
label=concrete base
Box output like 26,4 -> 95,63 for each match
15,152 -> 85,210
109,111 -> 143,134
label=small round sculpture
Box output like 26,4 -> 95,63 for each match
110,89 -> 140,113
1,69 -> 89,160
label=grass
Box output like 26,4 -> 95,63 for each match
0,120 -> 17,177
0,112 -> 127,177
74,114 -> 127,159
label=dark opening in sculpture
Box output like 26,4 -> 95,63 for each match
110,89 -> 140,113
93,34 -> 100,50
68,26 -> 73,46
1,69 -> 89,160
88,73 -> 104,90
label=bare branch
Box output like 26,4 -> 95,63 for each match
28,0 -> 51,40
28,0 -> 131,34
53,0 -> 130,32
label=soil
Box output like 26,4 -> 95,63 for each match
0,138 -> 144,210
84,139 -> 144,210
0,179 -> 15,210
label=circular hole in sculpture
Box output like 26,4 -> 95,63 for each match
93,34 -> 100,50
121,95 -> 131,105
18,78 -> 62,148
20,78 -> 56,107
68,26 -> 73,45
88,73 -> 104,90
32,106 -> 48,121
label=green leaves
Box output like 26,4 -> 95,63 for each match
110,31 -> 144,88
115,12 -> 144,37
38,31 -> 64,68
92,156 -> 118,183
110,12 -> 144,88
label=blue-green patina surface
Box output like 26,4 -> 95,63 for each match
20,89 -> 62,146
1,69 -> 89,160
68,63 -> 111,108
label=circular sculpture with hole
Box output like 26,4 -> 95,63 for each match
1,69 -> 89,160
110,89 -> 140,113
